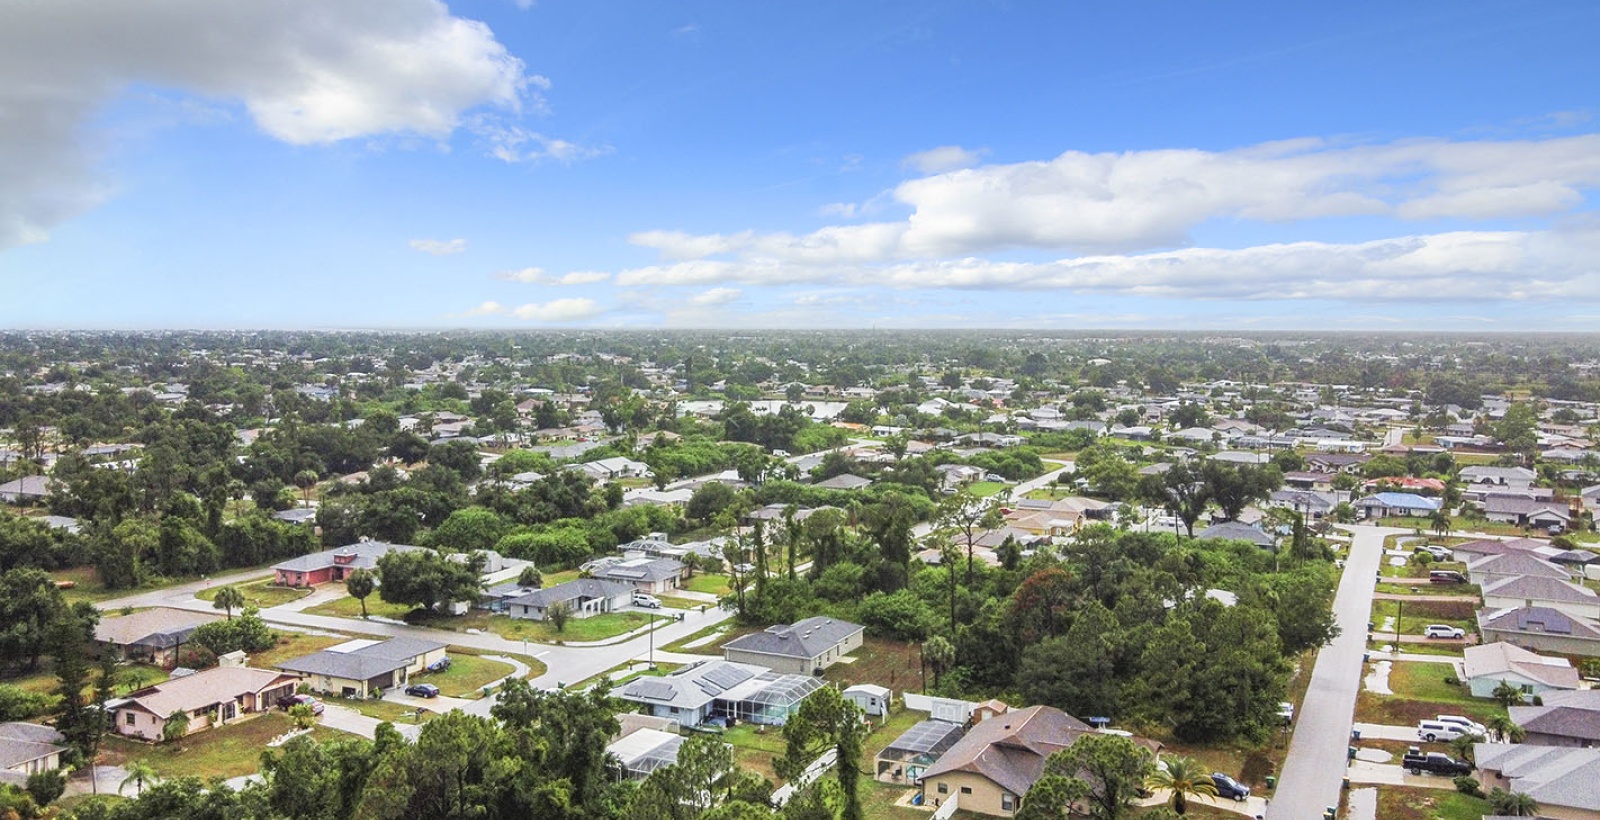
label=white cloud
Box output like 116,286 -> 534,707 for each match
902,145 -> 986,174
689,287 -> 741,306
610,221 -> 1600,302
495,267 -> 612,285
474,121 -> 609,163
454,298 -> 605,322
0,0 -> 535,249
631,134 -> 1600,264
411,238 -> 468,255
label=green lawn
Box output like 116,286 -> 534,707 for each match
723,723 -> 786,754
662,622 -> 763,655
196,580 -> 311,609
249,632 -> 347,670
1390,662 -> 1475,705
658,595 -> 701,610
302,594 -> 418,621
102,712 -> 344,781
486,611 -> 668,643
965,481 -> 1008,498
323,694 -> 432,724
410,652 -> 514,698
1376,787 -> 1491,820
685,574 -> 733,596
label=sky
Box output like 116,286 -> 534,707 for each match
2,1 -> 1599,331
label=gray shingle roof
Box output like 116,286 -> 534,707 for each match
722,616 -> 863,661
507,578 -> 634,609
1475,743 -> 1600,812
1483,575 -> 1598,604
275,637 -> 446,681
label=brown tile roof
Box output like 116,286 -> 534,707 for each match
919,706 -> 1104,797
120,666 -> 299,720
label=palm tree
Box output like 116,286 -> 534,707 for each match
1448,732 -> 1486,765
162,710 -> 190,744
1492,680 -> 1526,708
1487,788 -> 1538,817
287,702 -> 318,730
211,584 -> 246,620
1146,756 -> 1218,815
1486,713 -> 1525,743
120,760 -> 159,796
1430,509 -> 1453,539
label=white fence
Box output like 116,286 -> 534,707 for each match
769,748 -> 837,807
931,793 -> 959,819
903,693 -> 975,724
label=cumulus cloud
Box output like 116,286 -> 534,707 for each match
629,134 -> 1600,264
612,221 -> 1600,302
495,267 -> 612,285
0,0 -> 536,249
689,287 -> 742,306
902,145 -> 986,174
411,238 -> 468,255
454,298 -> 605,322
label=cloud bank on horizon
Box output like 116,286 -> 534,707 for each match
1,2 -> 1597,329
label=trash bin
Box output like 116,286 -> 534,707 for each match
1351,729 -> 1362,741
1342,776 -> 1351,790
1347,745 -> 1357,760
1362,652 -> 1370,662
1265,775 -> 1276,790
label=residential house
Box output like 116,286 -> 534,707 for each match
1451,537 -> 1553,565
1195,521 -> 1275,548
1352,492 -> 1442,519
1266,489 -> 1341,519
568,457 -> 652,483
272,541 -> 427,588
813,473 -> 873,491
1484,494 -> 1573,529
1479,606 -> 1600,658
918,705 -> 1159,817
0,476 -> 51,504
1461,466 -> 1538,494
0,723 -> 67,786
1509,690 -> 1600,748
616,659 -> 824,728
722,616 -> 865,676
93,607 -> 223,668
1304,453 -> 1370,474
109,665 -> 301,741
1462,642 -> 1581,702
1481,575 -> 1600,621
591,556 -> 686,595
1467,553 -> 1573,589
1361,476 -> 1446,495
1475,743 -> 1600,819
275,638 -> 447,699
505,579 -> 634,621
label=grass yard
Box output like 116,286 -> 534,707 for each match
1376,786 -> 1491,820
101,712 -> 342,781
409,652 -> 514,698
325,695 -> 431,724
303,593 -> 418,621
486,611 -> 667,643
723,723 -> 787,755
657,595 -> 701,610
661,622 -> 762,655
50,566 -> 126,604
1390,662 -> 1475,704
1356,660 -> 1502,726
1371,600 -> 1478,637
196,580 -> 311,609
684,574 -> 733,596
1386,642 -> 1468,658
823,637 -> 922,694
965,481 -> 1008,498
248,631 -> 347,670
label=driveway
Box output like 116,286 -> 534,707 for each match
1347,760 -> 1457,790
1352,722 -> 1418,742
1268,524 -> 1398,820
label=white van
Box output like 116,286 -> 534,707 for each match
632,592 -> 661,609
1436,715 -> 1486,737
1417,720 -> 1467,742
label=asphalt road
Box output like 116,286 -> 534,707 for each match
1269,524 -> 1399,820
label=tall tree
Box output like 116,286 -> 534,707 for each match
211,584 -> 245,620
779,687 -> 868,820
1145,755 -> 1217,815
120,760 -> 160,796
1024,734 -> 1153,820
346,568 -> 376,619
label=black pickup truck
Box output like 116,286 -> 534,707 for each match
1401,749 -> 1472,776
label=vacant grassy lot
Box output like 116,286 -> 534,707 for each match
486,611 -> 666,643
685,574 -> 733,596
1376,787 -> 1491,819
1390,662 -> 1474,704
196,580 -> 311,609
249,631 -> 347,670
303,594 -> 417,621
101,712 -> 342,781
965,481 -> 1008,498
823,637 -> 921,693
1356,660 -> 1500,726
409,652 -> 513,698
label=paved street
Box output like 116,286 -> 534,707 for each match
1269,524 -> 1400,820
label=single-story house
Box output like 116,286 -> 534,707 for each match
1451,537 -> 1552,565
1460,466 -> 1538,493
1508,690 -> 1600,748
918,705 -> 1160,817
813,473 -> 873,491
568,457 -> 652,483
0,723 -> 67,786
1266,489 -> 1341,518
272,541 -> 427,588
876,719 -> 966,784
1195,521 -> 1275,548
591,556 -> 686,595
1462,642 -> 1581,702
275,637 -> 447,699
1484,494 -> 1573,529
93,607 -> 223,668
722,616 -> 865,676
1479,606 -> 1600,658
1305,453 -> 1369,474
1482,575 -> 1600,621
109,665 -> 301,741
1475,743 -> 1600,819
1353,492 -> 1442,519
1467,552 -> 1573,589
505,579 -> 634,621
270,507 -> 318,526
0,476 -> 51,504
616,659 -> 825,728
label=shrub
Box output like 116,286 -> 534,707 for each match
1454,775 -> 1483,797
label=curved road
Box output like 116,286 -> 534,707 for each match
1269,524 -> 1401,819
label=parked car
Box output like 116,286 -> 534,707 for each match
632,592 -> 661,609
1415,545 -> 1451,561
1436,715 -> 1487,737
1210,773 -> 1250,801
427,657 -> 452,673
1401,748 -> 1473,776
405,683 -> 440,698
1423,624 -> 1466,639
1429,570 -> 1466,584
282,693 -> 324,716
1417,720 -> 1468,742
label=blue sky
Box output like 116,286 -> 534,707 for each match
3,0 -> 1599,330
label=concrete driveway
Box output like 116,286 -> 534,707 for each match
1347,760 -> 1457,790
1352,722 -> 1418,742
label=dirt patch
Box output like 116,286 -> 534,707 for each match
823,637 -> 924,693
